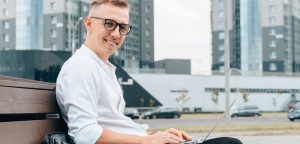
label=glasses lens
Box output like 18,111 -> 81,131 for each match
119,24 -> 130,35
104,19 -> 117,31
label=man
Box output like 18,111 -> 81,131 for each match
56,0 -> 242,144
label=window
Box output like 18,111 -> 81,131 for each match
219,65 -> 224,73
3,34 -> 9,42
269,16 -> 276,24
145,30 -> 149,36
3,8 -> 8,16
218,21 -> 224,29
269,28 -> 276,35
269,40 -> 277,47
51,16 -> 57,24
218,44 -> 224,50
218,10 -> 224,17
269,5 -> 276,12
218,32 -> 224,39
218,0 -> 224,5
145,18 -> 149,24
270,52 -> 277,59
3,21 -> 9,29
51,43 -> 57,50
146,5 -> 150,13
270,63 -> 277,71
146,41 -> 150,48
83,32 -> 86,39
83,5 -> 88,12
219,54 -> 224,62
284,0 -> 289,4
50,2 -> 56,10
51,29 -> 57,38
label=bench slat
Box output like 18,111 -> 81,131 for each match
0,86 -> 59,114
0,120 -> 67,144
0,79 -> 55,90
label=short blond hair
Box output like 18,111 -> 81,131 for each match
90,0 -> 129,8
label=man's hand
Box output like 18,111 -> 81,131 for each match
142,128 -> 192,144
164,128 -> 192,141
143,131 -> 185,144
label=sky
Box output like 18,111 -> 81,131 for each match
154,0 -> 211,75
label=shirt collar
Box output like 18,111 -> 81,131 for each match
80,44 -> 117,72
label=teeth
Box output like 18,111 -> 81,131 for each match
107,40 -> 116,45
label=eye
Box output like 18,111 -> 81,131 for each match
104,19 -> 116,29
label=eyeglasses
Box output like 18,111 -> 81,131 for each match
90,16 -> 132,35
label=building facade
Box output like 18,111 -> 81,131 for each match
0,0 -> 154,69
211,0 -> 300,73
155,59 -> 191,74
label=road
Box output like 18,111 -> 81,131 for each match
133,114 -> 300,144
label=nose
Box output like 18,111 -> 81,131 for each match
111,25 -> 121,38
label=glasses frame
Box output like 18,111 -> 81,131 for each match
89,16 -> 132,35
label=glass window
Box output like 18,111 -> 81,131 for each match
3,21 -> 9,29
269,5 -> 276,12
51,43 -> 57,50
146,5 -> 150,13
83,5 -> 88,12
219,54 -> 224,62
146,41 -> 150,48
269,28 -> 276,35
50,2 -> 56,10
219,65 -> 224,73
51,16 -> 57,24
218,0 -> 224,5
269,40 -> 277,47
270,52 -> 277,59
145,18 -> 149,24
218,21 -> 224,29
3,8 -> 8,16
51,29 -> 57,38
218,10 -> 224,17
3,34 -> 9,42
145,30 -> 149,36
269,16 -> 276,24
218,44 -> 224,50
218,32 -> 224,39
270,63 -> 277,71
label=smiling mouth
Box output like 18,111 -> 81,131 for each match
106,39 -> 117,46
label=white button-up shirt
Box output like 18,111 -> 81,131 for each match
56,45 -> 148,144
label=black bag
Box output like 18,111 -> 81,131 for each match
44,132 -> 75,144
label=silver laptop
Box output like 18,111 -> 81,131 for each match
182,100 -> 236,144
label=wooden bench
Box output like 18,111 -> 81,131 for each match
0,75 -> 67,144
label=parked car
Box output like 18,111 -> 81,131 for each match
288,107 -> 300,121
124,108 -> 140,119
142,107 -> 181,119
287,101 -> 300,111
230,105 -> 262,117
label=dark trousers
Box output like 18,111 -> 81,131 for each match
203,137 -> 242,144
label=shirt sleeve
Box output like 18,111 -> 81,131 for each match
56,60 -> 102,144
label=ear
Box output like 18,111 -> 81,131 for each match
84,17 -> 92,32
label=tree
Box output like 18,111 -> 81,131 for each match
175,88 -> 190,111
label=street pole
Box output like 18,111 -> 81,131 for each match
72,17 -> 83,55
224,0 -> 230,119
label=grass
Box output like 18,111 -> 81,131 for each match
149,123 -> 300,133
148,113 -> 300,135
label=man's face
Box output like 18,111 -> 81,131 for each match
87,3 -> 129,59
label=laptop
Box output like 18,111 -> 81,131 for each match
182,100 -> 236,144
